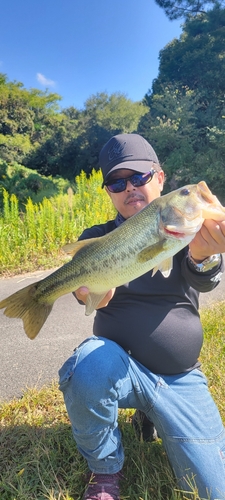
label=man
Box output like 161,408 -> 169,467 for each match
59,133 -> 225,500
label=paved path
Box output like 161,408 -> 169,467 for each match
0,269 -> 94,402
1,267 -> 225,402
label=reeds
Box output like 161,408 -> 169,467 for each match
0,170 -> 116,275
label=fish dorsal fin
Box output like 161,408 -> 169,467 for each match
137,240 -> 167,263
85,292 -> 108,316
63,237 -> 100,257
152,257 -> 173,278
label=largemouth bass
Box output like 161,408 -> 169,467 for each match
1,181 -> 225,340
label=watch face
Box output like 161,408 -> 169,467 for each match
188,253 -> 221,272
200,254 -> 221,272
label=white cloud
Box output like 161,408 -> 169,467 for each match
36,72 -> 56,87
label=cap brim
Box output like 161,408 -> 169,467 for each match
104,160 -> 155,182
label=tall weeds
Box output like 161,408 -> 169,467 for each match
0,170 -> 115,275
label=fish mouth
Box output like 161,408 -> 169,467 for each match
162,206 -> 203,238
163,218 -> 203,238
163,227 -> 186,238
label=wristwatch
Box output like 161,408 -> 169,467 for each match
187,251 -> 221,272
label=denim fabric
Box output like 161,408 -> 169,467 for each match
59,336 -> 225,499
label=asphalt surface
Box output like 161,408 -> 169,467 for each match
0,269 -> 94,402
1,267 -> 225,402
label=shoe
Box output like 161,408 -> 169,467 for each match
132,410 -> 158,442
83,471 -> 121,500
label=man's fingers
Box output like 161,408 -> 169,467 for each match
78,286 -> 89,296
74,286 -> 89,302
74,287 -> 116,308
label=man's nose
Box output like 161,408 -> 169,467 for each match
126,180 -> 136,191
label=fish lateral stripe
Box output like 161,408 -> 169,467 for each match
1,181 -> 225,339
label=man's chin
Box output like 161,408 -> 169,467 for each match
124,201 -> 146,217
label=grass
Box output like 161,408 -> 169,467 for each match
0,386 -> 185,500
1,302 -> 225,500
0,170 -> 116,276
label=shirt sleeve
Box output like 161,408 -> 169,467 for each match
181,249 -> 224,292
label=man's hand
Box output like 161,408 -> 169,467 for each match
189,219 -> 225,262
74,287 -> 116,309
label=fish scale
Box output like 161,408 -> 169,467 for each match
1,181 -> 225,339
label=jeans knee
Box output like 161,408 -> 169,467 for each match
61,355 -> 120,432
59,337 -> 132,423
75,337 -> 129,388
72,353 -> 118,404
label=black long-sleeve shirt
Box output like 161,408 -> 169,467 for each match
77,217 -> 224,375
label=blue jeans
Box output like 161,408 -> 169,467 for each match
59,336 -> 225,499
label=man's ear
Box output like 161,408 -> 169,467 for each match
157,170 -> 165,192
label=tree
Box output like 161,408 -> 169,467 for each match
139,86 -> 200,189
0,73 -> 62,165
139,85 -> 225,201
140,6 -> 225,200
154,0 -> 224,20
142,5 -> 225,197
84,92 -> 148,133
150,6 -> 225,107
0,73 -> 149,180
60,92 -> 149,178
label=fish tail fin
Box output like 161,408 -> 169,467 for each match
0,283 -> 53,339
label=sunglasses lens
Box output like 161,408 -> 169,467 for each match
132,172 -> 153,187
105,170 -> 156,193
106,179 -> 126,193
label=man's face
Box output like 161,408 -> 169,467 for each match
105,168 -> 165,219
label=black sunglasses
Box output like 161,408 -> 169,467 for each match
103,170 -> 156,193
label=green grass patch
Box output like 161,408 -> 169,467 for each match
0,386 -> 183,500
1,302 -> 225,499
0,170 -> 116,276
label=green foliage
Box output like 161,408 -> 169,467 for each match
25,92 -> 148,179
84,92 -> 148,133
0,133 -> 32,163
2,4 -> 225,202
154,0 -> 223,20
0,73 -> 61,165
0,73 -> 148,180
0,170 -> 115,275
0,160 -> 73,208
65,92 -> 149,179
0,386 -> 178,500
139,87 -> 202,191
140,6 -> 225,201
153,6 -> 225,104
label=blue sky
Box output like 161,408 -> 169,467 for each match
0,0 -> 183,111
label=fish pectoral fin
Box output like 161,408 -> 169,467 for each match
137,240 -> 167,263
63,237 -> 100,257
152,257 -> 173,278
85,292 -> 108,316
137,240 -> 172,277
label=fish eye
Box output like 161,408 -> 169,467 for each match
180,188 -> 190,196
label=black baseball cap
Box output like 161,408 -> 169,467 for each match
100,133 -> 159,184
